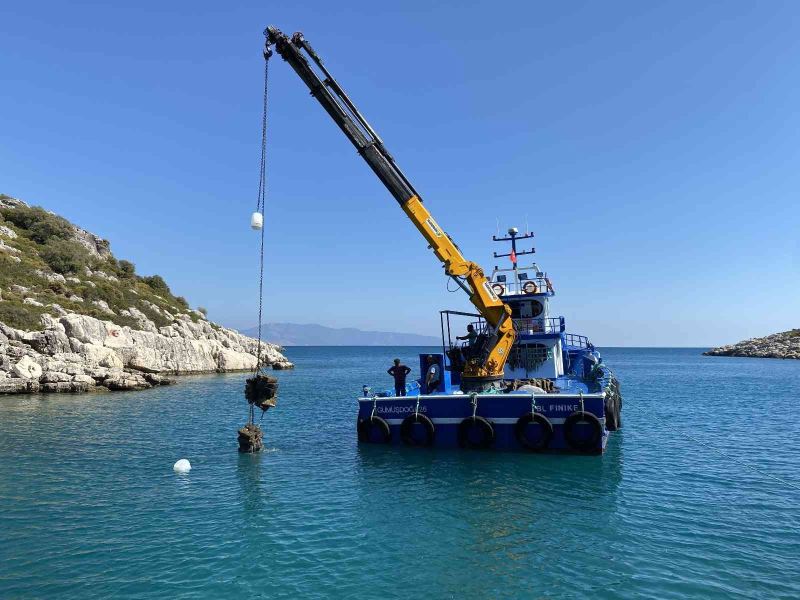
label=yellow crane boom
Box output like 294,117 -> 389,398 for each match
265,27 -> 516,390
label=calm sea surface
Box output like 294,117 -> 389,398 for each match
1,347 -> 799,599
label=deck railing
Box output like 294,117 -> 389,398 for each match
467,316 -> 565,336
514,317 -> 565,335
564,333 -> 590,348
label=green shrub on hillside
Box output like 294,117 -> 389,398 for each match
39,239 -> 89,274
0,205 -> 73,244
0,196 -> 206,333
0,300 -> 46,331
119,260 -> 136,277
142,274 -> 170,294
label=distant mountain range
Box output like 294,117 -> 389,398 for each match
241,323 -> 439,346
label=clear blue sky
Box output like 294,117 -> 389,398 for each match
2,1 -> 798,346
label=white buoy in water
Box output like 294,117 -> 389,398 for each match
173,459 -> 192,473
250,212 -> 263,230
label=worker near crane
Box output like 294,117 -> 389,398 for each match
425,355 -> 441,393
387,358 -> 412,396
457,324 -> 478,348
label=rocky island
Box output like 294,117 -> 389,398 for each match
0,194 -> 292,394
704,329 -> 800,360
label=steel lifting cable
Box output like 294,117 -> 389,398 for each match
254,49 -> 271,375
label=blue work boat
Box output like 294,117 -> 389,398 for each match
260,28 -> 622,453
357,228 -> 622,454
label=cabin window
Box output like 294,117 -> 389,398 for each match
520,300 -> 544,319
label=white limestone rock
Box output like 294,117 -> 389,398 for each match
47,303 -> 68,317
12,356 -> 43,380
0,225 -> 18,239
91,299 -> 115,315
34,269 -> 66,284
0,309 -> 292,394
0,239 -> 21,255
80,342 -> 124,369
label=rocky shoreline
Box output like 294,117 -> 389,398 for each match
1,312 -> 293,395
0,193 -> 293,394
703,329 -> 800,360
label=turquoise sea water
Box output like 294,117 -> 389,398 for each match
1,347 -> 799,599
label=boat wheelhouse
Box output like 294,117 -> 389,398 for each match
357,228 -> 622,454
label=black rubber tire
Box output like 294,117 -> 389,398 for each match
563,411 -> 603,452
458,416 -> 494,449
514,412 -> 553,451
604,394 -> 619,431
400,413 -> 435,447
357,416 -> 391,444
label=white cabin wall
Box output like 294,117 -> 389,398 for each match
504,338 -> 562,380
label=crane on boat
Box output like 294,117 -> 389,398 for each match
264,26 -> 516,391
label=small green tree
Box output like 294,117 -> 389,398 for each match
40,239 -> 89,274
142,274 -> 171,294
175,296 -> 189,308
119,260 -> 136,277
197,306 -> 208,317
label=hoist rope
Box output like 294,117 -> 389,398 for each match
253,52 -> 270,376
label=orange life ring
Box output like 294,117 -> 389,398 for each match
523,281 -> 538,294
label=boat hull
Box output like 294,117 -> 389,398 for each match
357,392 -> 609,454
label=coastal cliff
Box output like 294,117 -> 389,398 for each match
0,194 -> 292,394
703,329 -> 800,360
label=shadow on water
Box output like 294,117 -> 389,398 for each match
236,451 -> 270,515
354,437 -> 624,499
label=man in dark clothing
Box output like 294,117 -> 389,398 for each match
387,358 -> 412,396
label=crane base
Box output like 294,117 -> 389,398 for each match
459,376 -> 503,393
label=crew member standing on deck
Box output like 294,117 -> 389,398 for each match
387,358 -> 411,396
456,324 -> 479,357
425,355 -> 441,393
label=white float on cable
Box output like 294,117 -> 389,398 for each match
250,212 -> 264,230
173,459 -> 192,473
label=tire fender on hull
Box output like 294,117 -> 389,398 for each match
563,411 -> 603,452
357,416 -> 391,444
458,416 -> 494,449
400,413 -> 435,447
514,412 -> 553,451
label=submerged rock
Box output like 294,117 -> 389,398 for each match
704,329 -> 800,360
